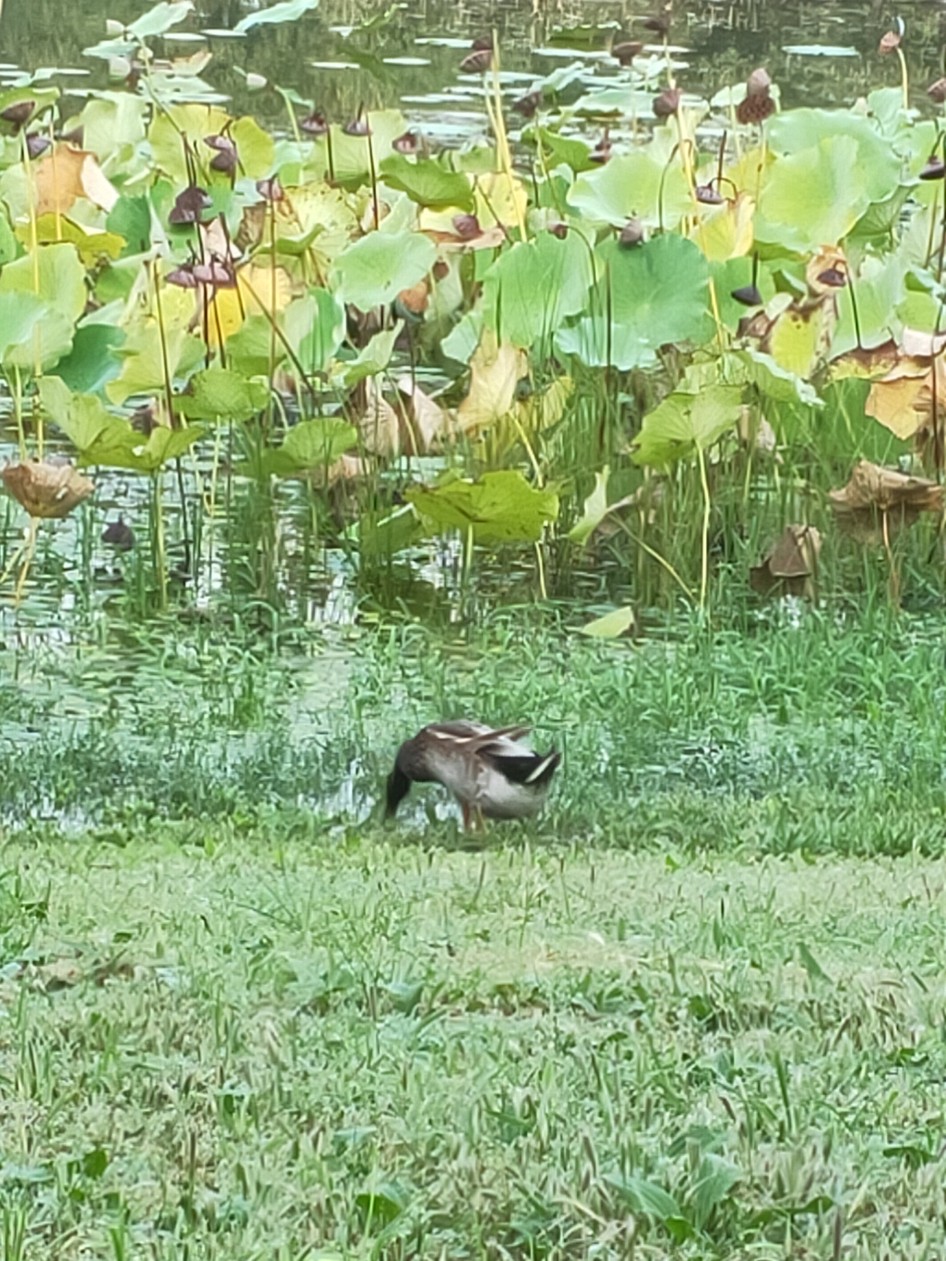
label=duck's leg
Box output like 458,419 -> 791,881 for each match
461,800 -> 472,831
473,805 -> 485,832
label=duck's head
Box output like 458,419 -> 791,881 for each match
384,755 -> 412,819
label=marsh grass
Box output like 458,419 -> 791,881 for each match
2,833 -> 946,1259
1,606 -> 945,857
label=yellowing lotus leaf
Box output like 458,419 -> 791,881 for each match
456,331 -> 528,434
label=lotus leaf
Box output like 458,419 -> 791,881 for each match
632,384 -> 744,469
482,231 -> 593,349
332,231 -> 436,312
176,367 -> 269,422
556,235 -> 712,371
379,155 -> 474,211
408,470 -> 559,543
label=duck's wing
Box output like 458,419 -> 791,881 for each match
480,747 -> 561,788
425,721 -> 531,751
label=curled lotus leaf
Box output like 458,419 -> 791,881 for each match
829,460 -> 943,544
750,524 -> 822,599
2,459 -> 94,519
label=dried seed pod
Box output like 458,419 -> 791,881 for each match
0,99 -> 35,129
878,30 -> 901,55
590,131 -> 612,164
256,175 -> 284,201
460,48 -> 492,74
300,111 -> 329,136
102,517 -> 135,551
393,129 -> 424,154
168,185 -> 212,226
193,258 -> 236,287
642,14 -> 670,36
695,183 -> 725,205
816,266 -> 847,288
342,116 -> 370,136
653,88 -> 681,119
731,283 -> 763,307
452,213 -> 481,240
25,133 -> 50,159
920,155 -> 946,180
512,91 -> 541,118
618,216 -> 644,248
612,40 -> 643,66
736,68 -> 775,125
166,264 -> 198,288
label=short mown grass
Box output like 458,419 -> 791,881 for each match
2,831 -> 945,1259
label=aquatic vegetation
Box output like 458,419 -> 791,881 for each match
0,1 -> 944,619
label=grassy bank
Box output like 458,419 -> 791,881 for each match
2,831 -> 945,1259
2,607 -> 946,854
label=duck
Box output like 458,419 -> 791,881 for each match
384,721 -> 561,829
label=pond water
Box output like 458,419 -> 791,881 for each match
0,0 -> 940,749
1,0 -> 943,130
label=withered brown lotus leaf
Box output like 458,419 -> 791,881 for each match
928,78 -> 946,104
2,459 -> 94,519
750,524 -> 821,599
829,460 -> 943,543
878,30 -> 901,55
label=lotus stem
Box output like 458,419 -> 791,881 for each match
534,540 -> 548,600
365,113 -> 380,232
152,471 -> 168,610
13,516 -> 38,606
696,440 -> 711,611
895,45 -> 909,112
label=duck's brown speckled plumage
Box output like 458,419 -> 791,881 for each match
385,721 -> 561,829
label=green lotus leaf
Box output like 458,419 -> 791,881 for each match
408,469 -> 559,544
483,230 -> 594,349
632,384 -> 744,469
332,230 -> 435,311
379,155 -> 474,211
176,367 -> 269,422
556,235 -> 712,371
567,151 -> 692,228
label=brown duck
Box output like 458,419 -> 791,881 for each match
385,721 -> 561,829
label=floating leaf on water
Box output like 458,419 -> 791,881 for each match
1,459 -> 94,519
